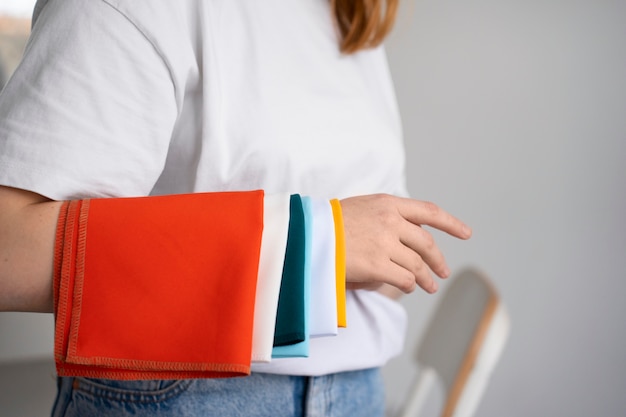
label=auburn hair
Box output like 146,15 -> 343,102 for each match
331,0 -> 400,54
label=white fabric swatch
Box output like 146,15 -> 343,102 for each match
308,198 -> 338,338
251,193 -> 291,362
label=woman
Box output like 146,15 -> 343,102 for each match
0,0 -> 471,415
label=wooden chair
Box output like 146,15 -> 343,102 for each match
395,267 -> 510,417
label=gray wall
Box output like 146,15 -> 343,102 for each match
1,1 -> 625,416
0,15 -> 52,365
383,0 -> 626,416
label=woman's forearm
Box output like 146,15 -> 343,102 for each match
0,187 -> 471,313
0,186 -> 60,312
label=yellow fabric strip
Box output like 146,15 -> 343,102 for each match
330,199 -> 347,328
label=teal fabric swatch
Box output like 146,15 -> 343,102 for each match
272,196 -> 312,358
272,194 -> 306,347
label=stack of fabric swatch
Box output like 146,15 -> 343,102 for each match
53,190 -> 347,380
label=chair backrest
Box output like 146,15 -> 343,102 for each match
396,267 -> 510,417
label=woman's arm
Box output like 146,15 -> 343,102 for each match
0,186 -> 471,313
0,185 -> 60,312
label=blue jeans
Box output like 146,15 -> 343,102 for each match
51,368 -> 385,417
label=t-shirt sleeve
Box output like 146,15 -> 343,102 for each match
0,0 -> 178,200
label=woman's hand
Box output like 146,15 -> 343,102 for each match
340,194 -> 472,295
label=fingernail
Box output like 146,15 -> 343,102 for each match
442,266 -> 450,278
431,281 -> 438,293
462,225 -> 472,238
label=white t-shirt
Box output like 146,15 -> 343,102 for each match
0,0 -> 408,375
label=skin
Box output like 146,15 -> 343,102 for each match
0,186 -> 471,313
341,194 -> 472,297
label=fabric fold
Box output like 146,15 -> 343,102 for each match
251,194 -> 291,363
330,199 -> 347,328
309,198 -> 338,338
272,194 -> 307,347
53,191 -> 264,380
271,196 -> 313,358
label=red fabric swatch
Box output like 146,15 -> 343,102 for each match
53,191 -> 264,379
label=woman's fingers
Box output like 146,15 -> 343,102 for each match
340,194 -> 471,295
399,223 -> 449,279
389,243 -> 438,293
396,197 -> 472,240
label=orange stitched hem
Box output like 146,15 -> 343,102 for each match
54,200 -> 82,370
67,199 -> 90,360
56,363 -> 250,380
53,201 -> 69,319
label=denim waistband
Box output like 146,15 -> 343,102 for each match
51,368 -> 385,417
